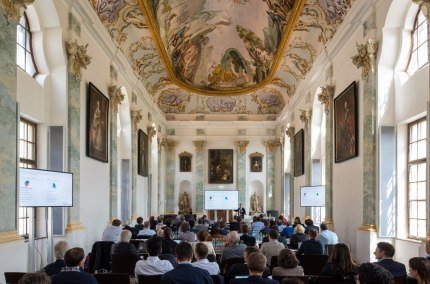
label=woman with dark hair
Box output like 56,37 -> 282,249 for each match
292,217 -> 302,228
207,226 -> 226,242
272,248 -> 304,277
357,262 -> 394,284
192,229 -> 216,256
149,216 -> 157,230
135,216 -> 144,231
161,227 -> 177,254
321,243 -> 357,279
409,257 -> 430,284
179,222 -> 196,242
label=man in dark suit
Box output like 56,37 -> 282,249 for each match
296,228 -> 324,257
42,240 -> 68,276
51,247 -> 97,284
234,203 -> 246,219
111,230 -> 140,261
161,242 -> 214,284
230,252 -> 278,284
304,218 -> 319,234
373,242 -> 406,278
230,216 -> 241,231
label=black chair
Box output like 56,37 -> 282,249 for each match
405,276 -> 418,284
137,274 -> 163,284
211,274 -> 224,284
394,276 -> 407,284
299,254 -> 328,275
221,257 -> 245,275
94,273 -> 130,284
324,244 -> 335,256
88,241 -> 114,273
4,272 -> 26,284
274,275 -> 311,284
270,255 -> 279,274
316,275 -> 355,284
111,254 -> 139,276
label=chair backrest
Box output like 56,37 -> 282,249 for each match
137,274 -> 163,284
4,272 -> 26,284
276,275 -> 311,284
211,274 -> 224,284
89,241 -> 114,273
316,275 -> 355,284
222,257 -> 245,275
299,254 -> 328,275
94,273 -> 130,284
396,276 -> 413,284
270,255 -> 279,273
325,244 -> 335,256
111,254 -> 139,276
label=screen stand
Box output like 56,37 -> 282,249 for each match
27,207 -> 36,272
47,207 -> 53,264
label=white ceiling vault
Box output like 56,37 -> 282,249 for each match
88,0 -> 354,121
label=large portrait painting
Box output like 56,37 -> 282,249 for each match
138,129 -> 148,177
334,81 -> 358,163
209,149 -> 233,184
294,129 -> 304,177
87,82 -> 109,163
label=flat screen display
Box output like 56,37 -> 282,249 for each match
19,168 -> 73,207
204,190 -> 238,210
300,185 -> 325,207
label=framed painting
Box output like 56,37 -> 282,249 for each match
179,151 -> 192,172
209,149 -> 233,183
138,129 -> 148,177
334,81 -> 358,163
249,152 -> 263,172
294,129 -> 304,177
86,82 -> 109,163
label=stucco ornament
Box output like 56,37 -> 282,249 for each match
299,109 -> 312,129
130,109 -> 143,128
351,39 -> 378,81
235,140 -> 249,154
318,85 -> 335,114
193,140 -> 206,153
108,86 -> 125,113
66,40 -> 91,81
285,125 -> 295,138
147,125 -> 157,140
0,0 -> 34,22
161,138 -> 177,152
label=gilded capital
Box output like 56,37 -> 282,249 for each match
193,140 -> 206,152
413,0 -> 430,20
157,136 -> 164,151
351,39 -> 378,81
299,109 -> 312,129
265,138 -> 280,152
147,125 -> 157,140
0,0 -> 34,22
286,125 -> 295,138
318,85 -> 335,114
108,85 -> 124,114
66,40 -> 91,81
235,140 -> 249,154
161,138 -> 177,152
130,109 -> 143,128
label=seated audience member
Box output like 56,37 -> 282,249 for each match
18,272 -> 51,284
357,262 -> 394,284
135,217 -> 144,231
157,228 -> 164,238
201,215 -> 211,227
304,218 -> 319,234
164,218 -> 173,230
111,230 -> 140,261
373,242 -> 407,278
262,225 -> 289,247
161,242 -> 213,284
292,217 -> 302,228
156,216 -> 165,231
318,222 -> 338,251
214,217 -> 223,229
321,243 -> 357,279
137,221 -> 156,237
42,240 -> 69,276
179,222 -> 196,242
192,242 -> 220,275
281,222 -> 294,238
277,219 -> 286,232
281,279 -> 304,284
207,226 -> 227,242
230,252 -> 278,284
260,229 -> 285,266
189,219 -> 196,232
220,231 -> 246,266
122,220 -> 137,238
278,214 -> 288,224
296,229 -> 323,256
102,219 -> 122,242
260,219 -> 271,236
193,229 -> 216,256
252,216 -> 265,232
226,246 -> 270,282
240,224 -> 256,246
220,221 -> 230,236
426,239 -> 430,261
162,227 -> 178,255
290,224 -> 309,249
230,216 -> 241,231
135,236 -> 173,278
408,257 -> 430,284
51,247 -> 97,284
193,218 -> 207,233
149,216 -> 157,230
272,248 -> 304,277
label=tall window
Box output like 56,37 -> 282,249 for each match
19,119 -> 37,236
407,9 -> 429,74
16,13 -> 38,77
408,118 -> 427,239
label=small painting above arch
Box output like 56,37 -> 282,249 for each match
179,151 -> 192,172
249,152 -> 264,172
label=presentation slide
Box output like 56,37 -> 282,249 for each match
300,185 -> 325,207
19,168 -> 73,207
204,190 -> 238,210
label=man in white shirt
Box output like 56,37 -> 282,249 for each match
101,219 -> 122,243
191,243 -> 220,275
137,221 -> 156,237
135,237 -> 173,278
318,222 -> 339,252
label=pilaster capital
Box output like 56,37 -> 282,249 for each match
130,109 -> 143,128
351,39 -> 379,81
161,138 -> 177,152
66,40 -> 91,81
0,0 -> 34,22
147,125 -> 157,140
193,140 -> 206,153
318,85 -> 335,114
413,0 -> 430,20
265,138 -> 280,152
286,125 -> 295,139
235,140 -> 249,154
299,109 -> 312,129
108,85 -> 124,114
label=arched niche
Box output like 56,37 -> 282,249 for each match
249,180 -> 265,214
178,180 -> 193,213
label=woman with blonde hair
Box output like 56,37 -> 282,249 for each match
289,224 -> 308,249
272,248 -> 304,277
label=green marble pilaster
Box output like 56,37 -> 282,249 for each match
325,108 -> 334,222
289,138 -> 295,220
67,72 -> 81,225
109,108 -> 117,220
280,139 -> 285,213
0,11 -> 17,232
165,150 -> 175,213
265,142 -> 277,210
235,141 -> 248,205
195,150 -> 204,213
304,127 -> 312,217
131,130 -> 137,218
147,136 -> 152,215
158,141 -> 162,214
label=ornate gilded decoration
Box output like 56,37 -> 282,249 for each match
130,109 -> 143,128
358,223 -> 377,232
147,125 -> 157,140
318,85 -> 335,114
157,136 -> 163,151
66,223 -> 85,232
413,0 -> 430,19
179,151 -> 192,158
179,192 -> 192,214
0,0 -> 33,22
299,109 -> 312,129
193,140 -> 206,153
351,39 -> 378,81
235,140 -> 249,154
0,230 -> 22,243
265,138 -> 280,152
66,40 -> 91,81
161,138 -> 177,152
286,125 -> 295,138
108,86 -> 125,113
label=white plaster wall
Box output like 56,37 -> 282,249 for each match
0,241 -> 27,283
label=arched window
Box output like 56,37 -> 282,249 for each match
16,12 -> 38,77
406,8 -> 428,74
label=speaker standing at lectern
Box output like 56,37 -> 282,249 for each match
234,203 -> 246,219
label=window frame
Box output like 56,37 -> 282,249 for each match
16,12 -> 38,78
405,8 -> 429,73
406,117 -> 427,240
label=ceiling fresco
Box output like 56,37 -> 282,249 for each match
88,0 -> 354,120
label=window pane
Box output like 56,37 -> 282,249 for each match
419,121 -> 427,139
418,163 -> 426,181
410,124 -> 418,142
417,23 -> 427,47
410,201 -> 418,218
417,45 -> 428,68
17,46 -> 25,69
17,25 -> 25,47
418,220 -> 427,238
417,182 -> 426,199
409,183 -> 418,200
418,140 -> 426,159
409,164 -> 418,182
409,143 -> 418,161
409,51 -> 418,73
26,52 -> 36,76
418,201 -> 426,219
20,122 -> 25,139
28,125 -> 34,141
410,219 -> 418,237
